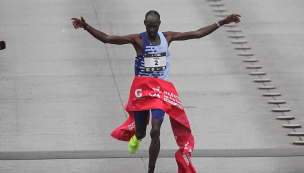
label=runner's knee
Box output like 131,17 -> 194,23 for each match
150,126 -> 160,139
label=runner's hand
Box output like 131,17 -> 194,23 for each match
225,14 -> 241,24
0,41 -> 6,50
71,16 -> 86,29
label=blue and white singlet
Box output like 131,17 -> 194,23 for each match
135,31 -> 170,81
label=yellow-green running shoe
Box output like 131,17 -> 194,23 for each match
129,135 -> 140,154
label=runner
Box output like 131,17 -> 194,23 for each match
72,10 -> 240,173
0,41 -> 6,50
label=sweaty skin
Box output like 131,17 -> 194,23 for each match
71,12 -> 241,172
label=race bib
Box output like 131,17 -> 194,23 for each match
144,52 -> 166,72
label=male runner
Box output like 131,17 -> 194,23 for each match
72,10 -> 240,173
0,41 -> 6,50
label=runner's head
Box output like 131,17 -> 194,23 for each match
144,10 -> 161,38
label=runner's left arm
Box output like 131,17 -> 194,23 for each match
165,14 -> 241,45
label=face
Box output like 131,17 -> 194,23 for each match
144,15 -> 161,38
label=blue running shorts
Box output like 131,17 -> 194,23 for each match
134,109 -> 165,124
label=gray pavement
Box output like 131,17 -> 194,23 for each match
1,0 -> 304,172
1,157 -> 304,173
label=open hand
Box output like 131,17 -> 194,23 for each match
225,14 -> 241,24
71,16 -> 86,29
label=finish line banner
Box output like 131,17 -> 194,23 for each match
111,76 -> 196,173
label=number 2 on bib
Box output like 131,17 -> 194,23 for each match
144,52 -> 166,72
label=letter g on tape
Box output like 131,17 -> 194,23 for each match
135,89 -> 142,98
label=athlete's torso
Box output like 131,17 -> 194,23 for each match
135,32 -> 170,81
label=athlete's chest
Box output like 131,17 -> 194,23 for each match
143,37 -> 167,52
135,32 -> 169,56
137,39 -> 160,52
146,36 -> 161,45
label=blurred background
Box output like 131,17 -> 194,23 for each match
0,0 -> 304,172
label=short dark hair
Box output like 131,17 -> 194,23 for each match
145,10 -> 160,20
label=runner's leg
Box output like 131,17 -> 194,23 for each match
135,123 -> 147,139
129,110 -> 149,154
148,109 -> 165,172
134,110 -> 149,139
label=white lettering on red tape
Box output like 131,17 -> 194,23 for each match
182,153 -> 190,166
149,86 -> 161,99
134,86 -> 183,110
135,89 -> 142,98
128,121 -> 135,131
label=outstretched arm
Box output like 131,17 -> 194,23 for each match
165,14 -> 241,45
71,16 -> 137,45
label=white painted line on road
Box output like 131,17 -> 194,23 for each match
2,148 -> 304,160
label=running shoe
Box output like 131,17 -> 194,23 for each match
129,135 -> 140,154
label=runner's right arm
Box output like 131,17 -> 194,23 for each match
71,16 -> 137,45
